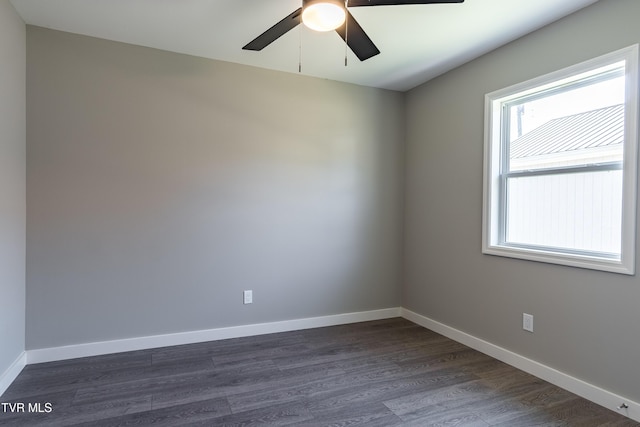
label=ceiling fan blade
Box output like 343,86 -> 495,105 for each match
335,10 -> 380,61
348,0 -> 463,6
243,8 -> 302,51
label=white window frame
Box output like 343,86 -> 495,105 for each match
482,45 -> 639,275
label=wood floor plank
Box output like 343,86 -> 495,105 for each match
226,361 -> 398,413
72,397 -> 231,427
72,369 -> 223,405
305,401 -> 404,427
184,401 -> 314,427
305,368 -> 479,414
383,379 -> 498,416
400,405 -> 492,427
1,318 -> 637,426
491,410 -> 569,426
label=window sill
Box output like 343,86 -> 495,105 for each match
482,244 -> 634,275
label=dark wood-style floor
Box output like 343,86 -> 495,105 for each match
1,318 -> 637,426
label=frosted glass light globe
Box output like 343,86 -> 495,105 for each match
302,2 -> 346,32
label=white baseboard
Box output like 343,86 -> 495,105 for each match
27,307 -> 402,364
14,306 -> 640,423
401,308 -> 640,423
0,352 -> 27,397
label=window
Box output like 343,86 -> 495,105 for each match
483,45 -> 639,274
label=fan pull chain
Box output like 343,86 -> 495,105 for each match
298,24 -> 302,73
344,0 -> 348,66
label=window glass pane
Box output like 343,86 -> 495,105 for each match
508,75 -> 625,172
484,46 -> 638,273
506,170 -> 623,256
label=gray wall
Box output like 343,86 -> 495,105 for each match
0,1 -> 26,379
404,0 -> 640,403
25,27 -> 404,349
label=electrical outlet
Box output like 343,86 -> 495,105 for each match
243,290 -> 253,305
523,313 -> 533,332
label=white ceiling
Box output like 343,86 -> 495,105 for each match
10,0 -> 599,91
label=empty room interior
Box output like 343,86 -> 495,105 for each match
2,0 -> 640,425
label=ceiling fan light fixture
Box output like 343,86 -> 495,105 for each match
302,0 -> 346,32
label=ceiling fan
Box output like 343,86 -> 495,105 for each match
243,0 -> 465,62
